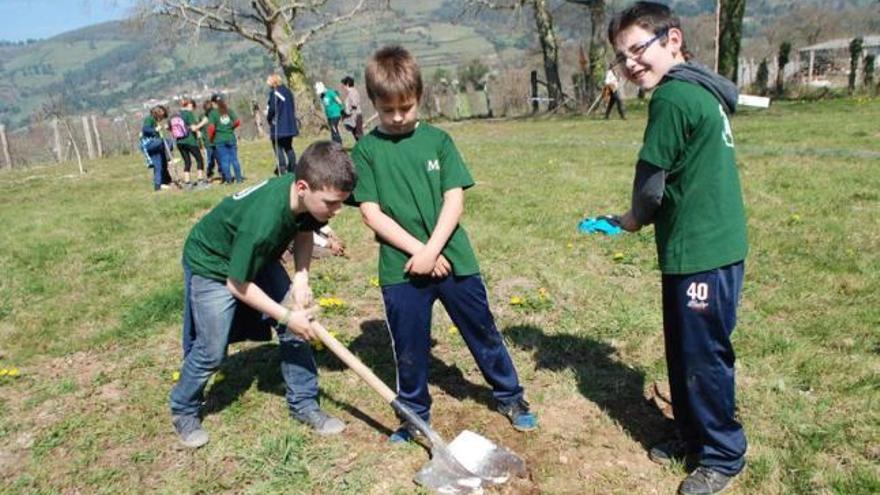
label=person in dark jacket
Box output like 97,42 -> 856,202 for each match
266,74 -> 299,175
140,104 -> 173,191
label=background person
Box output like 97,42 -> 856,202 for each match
266,74 -> 299,175
174,98 -> 206,186
603,65 -> 626,120
140,104 -> 173,191
341,76 -> 363,141
199,99 -> 219,181
315,81 -> 343,144
208,94 -> 244,183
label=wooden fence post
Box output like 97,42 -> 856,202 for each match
0,124 -> 11,169
123,118 -> 135,154
91,115 -> 103,158
82,116 -> 95,160
52,118 -> 63,162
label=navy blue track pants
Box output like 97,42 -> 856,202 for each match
381,274 -> 524,421
662,261 -> 747,476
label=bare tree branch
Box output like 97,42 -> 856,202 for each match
296,0 -> 368,48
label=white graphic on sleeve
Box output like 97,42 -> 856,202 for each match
426,159 -> 440,172
233,180 -> 269,200
719,104 -> 734,148
686,282 -> 710,311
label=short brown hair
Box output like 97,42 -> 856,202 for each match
607,2 -> 691,60
295,141 -> 357,192
365,45 -> 423,102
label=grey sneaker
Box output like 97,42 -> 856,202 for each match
679,467 -> 736,495
172,414 -> 209,448
293,409 -> 346,435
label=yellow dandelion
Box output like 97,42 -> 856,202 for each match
369,276 -> 380,287
0,368 -> 7,377
172,371 -> 180,382
510,296 -> 524,305
613,252 -> 625,261
318,296 -> 344,308
448,325 -> 458,334
566,242 -> 574,249
7,368 -> 21,377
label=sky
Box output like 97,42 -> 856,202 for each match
0,0 -> 136,42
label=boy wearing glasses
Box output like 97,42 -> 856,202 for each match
606,3 -> 747,494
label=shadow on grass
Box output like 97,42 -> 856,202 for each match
322,319 -> 500,412
201,338 -> 393,436
504,324 -> 672,449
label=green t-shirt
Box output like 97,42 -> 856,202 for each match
200,112 -> 213,148
183,174 -> 325,283
209,108 -> 238,145
321,89 -> 343,119
352,122 -> 479,286
177,110 -> 199,147
639,79 -> 748,274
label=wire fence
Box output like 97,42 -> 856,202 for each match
0,75 -> 541,171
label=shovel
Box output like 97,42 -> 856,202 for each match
310,321 -> 526,494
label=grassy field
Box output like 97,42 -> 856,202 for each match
0,98 -> 878,494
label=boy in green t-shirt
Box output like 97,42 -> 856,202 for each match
170,141 -> 356,448
606,3 -> 747,494
351,46 -> 536,442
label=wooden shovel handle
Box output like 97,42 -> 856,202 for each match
310,321 -> 397,404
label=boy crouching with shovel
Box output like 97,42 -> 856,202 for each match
170,141 -> 356,448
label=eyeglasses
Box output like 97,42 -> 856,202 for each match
612,27 -> 669,69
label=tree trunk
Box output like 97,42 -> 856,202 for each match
532,0 -> 562,110
717,0 -> 746,83
586,1 -> 606,105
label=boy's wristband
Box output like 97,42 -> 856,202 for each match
277,308 -> 292,329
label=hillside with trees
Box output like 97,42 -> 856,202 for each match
0,0 -> 876,128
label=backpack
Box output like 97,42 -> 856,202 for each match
169,114 -> 189,139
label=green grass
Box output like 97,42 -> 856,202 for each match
0,98 -> 878,494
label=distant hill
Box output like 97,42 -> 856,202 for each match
0,0 -> 875,129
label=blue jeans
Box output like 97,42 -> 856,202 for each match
662,261 -> 747,476
205,147 -> 219,178
381,274 -> 524,421
215,142 -> 242,182
327,117 -> 342,144
149,152 -> 166,190
171,261 -> 320,418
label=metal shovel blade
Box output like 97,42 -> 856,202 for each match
415,430 -> 527,495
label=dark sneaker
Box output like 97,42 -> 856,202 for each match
292,409 -> 345,435
172,414 -> 209,448
679,467 -> 736,495
649,437 -> 694,465
498,399 -> 538,432
389,421 -> 424,444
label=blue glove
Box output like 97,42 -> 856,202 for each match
578,215 -> 622,235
